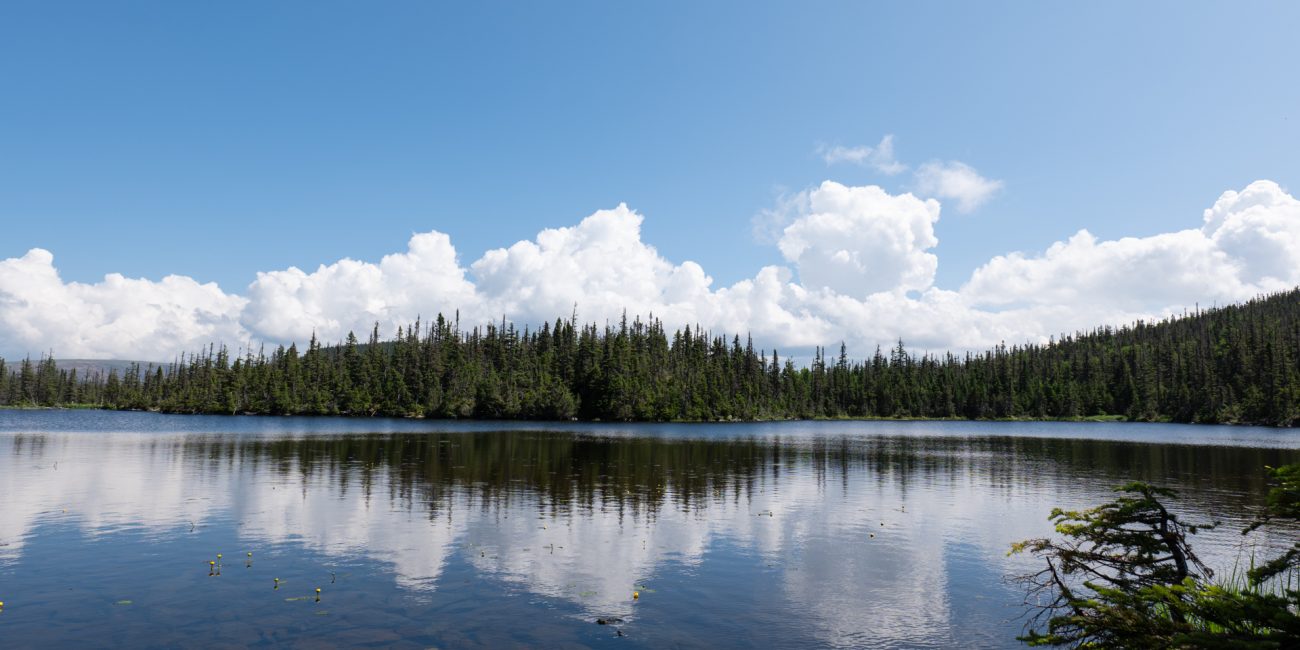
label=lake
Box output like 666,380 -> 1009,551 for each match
1,411 -> 1297,648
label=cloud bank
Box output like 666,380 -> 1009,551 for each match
0,249 -> 247,360
1,180 -> 1297,361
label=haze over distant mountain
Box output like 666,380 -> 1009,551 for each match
53,359 -> 166,379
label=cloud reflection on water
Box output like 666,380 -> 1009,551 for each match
1,419 -> 1297,648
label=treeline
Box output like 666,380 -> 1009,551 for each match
2,288 -> 1298,425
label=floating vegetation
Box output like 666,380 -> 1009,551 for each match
114,600 -> 133,606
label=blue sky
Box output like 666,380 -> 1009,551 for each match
3,1 -> 1300,360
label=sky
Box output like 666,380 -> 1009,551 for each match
2,1 -> 1299,361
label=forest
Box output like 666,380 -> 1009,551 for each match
1,288 -> 1298,426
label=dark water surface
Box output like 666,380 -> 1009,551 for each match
1,411 -> 1297,649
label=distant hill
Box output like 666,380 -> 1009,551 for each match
54,359 -> 168,380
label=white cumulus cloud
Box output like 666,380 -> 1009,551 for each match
1,180 -> 1298,363
0,249 -> 247,360
962,180 -> 1300,321
818,136 -> 1002,213
818,135 -> 907,175
1202,180 -> 1300,288
470,204 -> 719,328
778,181 -> 940,296
913,161 -> 1003,213
241,230 -> 477,345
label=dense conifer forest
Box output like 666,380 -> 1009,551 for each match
2,289 -> 1298,425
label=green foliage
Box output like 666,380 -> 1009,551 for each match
1244,465 -> 1300,586
2,288 -> 1299,424
1010,483 -> 1216,647
1012,465 -> 1300,648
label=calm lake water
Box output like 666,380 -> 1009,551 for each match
1,411 -> 1297,649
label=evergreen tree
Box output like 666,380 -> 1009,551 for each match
2,288 -> 1298,426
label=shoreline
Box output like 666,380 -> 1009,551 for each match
3,405 -> 1291,428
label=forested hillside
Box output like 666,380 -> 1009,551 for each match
3,289 -> 1298,425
